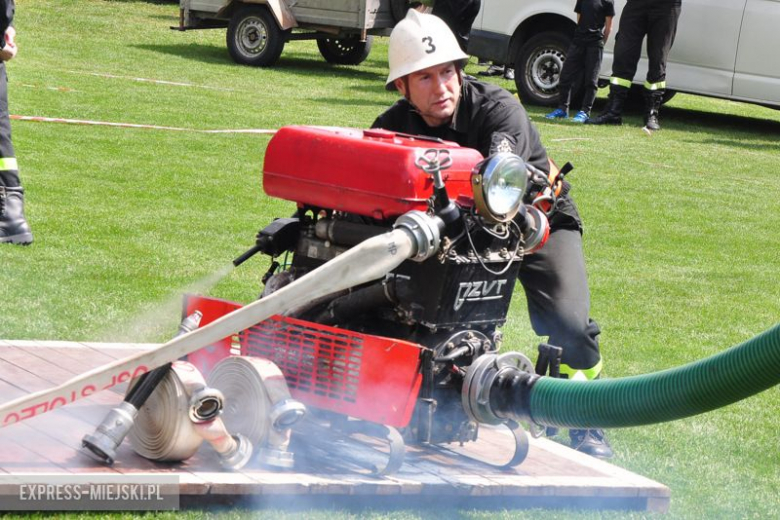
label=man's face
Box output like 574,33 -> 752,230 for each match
395,62 -> 461,127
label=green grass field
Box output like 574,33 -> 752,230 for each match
2,1 -> 780,518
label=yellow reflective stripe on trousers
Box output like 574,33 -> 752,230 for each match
559,359 -> 603,381
610,77 -> 632,88
644,80 -> 666,91
0,157 -> 18,171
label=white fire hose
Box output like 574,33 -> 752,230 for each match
0,211 -> 443,431
207,356 -> 306,468
129,361 -> 253,470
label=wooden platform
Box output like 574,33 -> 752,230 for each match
0,340 -> 670,512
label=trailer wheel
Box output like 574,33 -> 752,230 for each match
514,31 -> 572,106
227,6 -> 285,67
317,36 -> 373,65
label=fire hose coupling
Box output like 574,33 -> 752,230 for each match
187,385 -> 257,470
393,210 -> 444,262
462,352 -> 539,426
269,398 -> 306,432
80,401 -> 139,465
188,385 -> 225,423
190,419 -> 254,471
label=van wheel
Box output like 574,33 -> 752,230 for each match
227,6 -> 286,66
514,31 -> 571,106
317,35 -> 373,65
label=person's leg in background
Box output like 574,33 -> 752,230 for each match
0,61 -> 32,245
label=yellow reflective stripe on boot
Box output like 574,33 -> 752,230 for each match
644,80 -> 666,91
559,359 -> 603,381
609,77 -> 632,89
0,157 -> 18,171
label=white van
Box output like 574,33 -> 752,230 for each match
468,0 -> 780,109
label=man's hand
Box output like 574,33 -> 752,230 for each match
0,26 -> 18,62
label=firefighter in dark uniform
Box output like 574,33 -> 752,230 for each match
0,0 -> 31,245
588,0 -> 682,130
430,0 -> 481,52
374,10 -> 612,458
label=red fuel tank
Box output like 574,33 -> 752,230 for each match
263,126 -> 484,220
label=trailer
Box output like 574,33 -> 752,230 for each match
175,0 -> 419,67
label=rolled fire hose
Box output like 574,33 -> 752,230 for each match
82,311 -> 204,465
464,323 -> 780,429
129,360 -> 253,470
206,356 -> 306,469
0,210 -> 443,429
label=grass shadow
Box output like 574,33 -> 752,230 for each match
660,105 -> 780,135
693,138 -> 780,153
134,43 -> 388,82
135,43 -> 231,66
103,0 -> 178,5
561,96 -> 780,137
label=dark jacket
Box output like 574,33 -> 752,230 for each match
0,0 -> 14,49
372,77 -> 581,230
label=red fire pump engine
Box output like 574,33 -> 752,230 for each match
177,126 -> 558,473
78,126 -> 780,474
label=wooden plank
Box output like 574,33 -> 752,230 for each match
239,471 -> 312,495
0,431 -> 74,474
79,342 -> 158,361
32,344 -> 124,370
324,474 -> 403,496
1,421 -> 119,475
189,471 -> 264,495
474,426 -> 605,478
399,448 -> 502,497
530,437 -> 671,496
0,346 -> 124,405
0,341 -> 671,511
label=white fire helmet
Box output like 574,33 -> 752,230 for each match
385,9 -> 470,91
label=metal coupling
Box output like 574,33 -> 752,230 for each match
257,446 -> 295,469
188,386 -> 225,423
219,433 -> 254,471
81,401 -> 139,465
462,352 -> 536,426
269,399 -> 307,431
394,210 -> 444,262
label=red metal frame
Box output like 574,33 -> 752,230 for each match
183,294 -> 425,428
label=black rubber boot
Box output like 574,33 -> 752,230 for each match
569,428 -> 614,459
586,84 -> 629,125
0,186 -> 33,245
644,89 -> 664,131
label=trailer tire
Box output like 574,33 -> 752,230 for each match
514,31 -> 571,106
227,6 -> 286,67
317,35 -> 373,65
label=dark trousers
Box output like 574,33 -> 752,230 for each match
557,44 -> 603,114
518,227 -> 602,378
432,0 -> 482,52
0,62 -> 19,188
612,2 -> 681,85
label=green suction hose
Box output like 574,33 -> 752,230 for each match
487,323 -> 780,429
